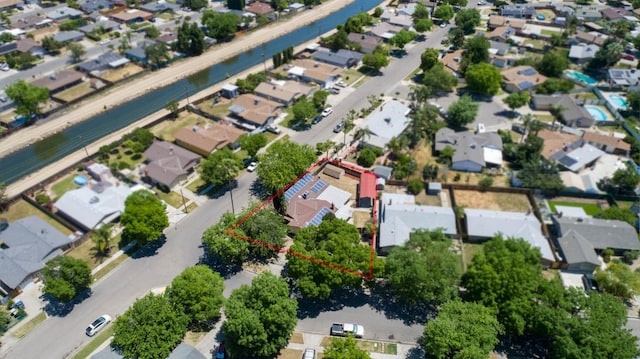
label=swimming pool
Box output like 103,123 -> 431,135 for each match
585,106 -> 608,122
609,94 -> 629,109
567,71 -> 598,86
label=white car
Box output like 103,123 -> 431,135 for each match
247,162 -> 258,172
321,107 -> 333,117
265,124 -> 281,134
335,80 -> 347,88
86,314 -> 112,336
477,0 -> 486,5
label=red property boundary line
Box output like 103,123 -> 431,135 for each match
226,158 -> 378,279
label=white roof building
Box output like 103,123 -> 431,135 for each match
361,100 -> 411,150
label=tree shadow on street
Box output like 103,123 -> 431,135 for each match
494,335 -> 548,359
42,288 -> 92,317
249,179 -> 271,201
367,284 -> 436,326
405,346 -> 425,359
130,234 -> 166,259
198,249 -> 243,279
296,287 -> 369,319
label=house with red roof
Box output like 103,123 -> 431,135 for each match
358,172 -> 377,208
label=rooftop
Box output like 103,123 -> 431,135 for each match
360,100 -> 411,149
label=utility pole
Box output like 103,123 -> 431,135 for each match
179,188 -> 188,213
184,85 -> 190,104
79,135 -> 89,159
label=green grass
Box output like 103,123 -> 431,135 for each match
12,312 -> 46,339
186,178 -> 207,193
522,39 -> 546,50
156,190 -> 187,209
93,244 -> 136,282
462,243 -> 484,270
50,175 -> 79,200
547,201 -> 603,216
541,29 -> 559,36
199,101 -> 233,118
70,326 -> 115,359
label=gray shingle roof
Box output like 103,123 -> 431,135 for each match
557,229 -> 600,266
143,141 -> 200,188
52,30 -> 84,43
0,216 -> 73,289
553,216 -> 640,251
312,48 -> 363,68
434,128 -> 503,168
77,51 -> 130,72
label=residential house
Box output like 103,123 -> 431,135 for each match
378,193 -> 457,254
287,59 -> 343,88
110,9 -> 153,24
582,131 -> 630,155
92,342 -> 207,359
0,0 -> 23,11
173,123 -> 245,157
125,40 -> 156,64
54,182 -> 133,231
245,1 -> 274,17
359,100 -> 412,150
440,49 -> 464,76
489,41 -> 513,68
284,174 -> 351,233
465,208 -> 555,264
10,15 -> 51,33
0,42 -> 18,57
574,31 -> 607,46
347,32 -> 383,54
568,43 -> 600,64
485,26 -> 516,42
530,94 -> 595,128
434,128 -> 503,172
487,15 -> 526,32
228,94 -> 283,128
46,6 -> 83,21
52,31 -> 85,44
254,80 -> 314,106
500,5 -> 535,18
501,66 -> 547,93
372,165 -> 393,180
140,1 -> 180,13
156,32 -> 178,45
357,172 -> 377,208
32,70 -> 84,94
366,22 -> 404,41
86,161 -> 113,181
0,216 -> 74,293
537,129 -> 582,160
79,0 -> 114,14
607,68 -> 640,87
312,48 -> 363,69
397,3 -> 420,17
142,140 -> 201,189
16,38 -> 45,58
549,142 -> 604,172
554,4 -> 575,18
553,215 -> 640,268
79,20 -> 120,34
77,51 -> 130,73
601,7 -> 631,21
573,8 -> 603,22
381,12 -> 413,29
288,3 -> 304,13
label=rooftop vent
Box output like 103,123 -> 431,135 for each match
89,196 -> 99,204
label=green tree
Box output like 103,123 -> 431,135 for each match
446,94 -> 478,127
390,29 -> 416,50
601,206 -> 637,226
120,190 -> 169,245
460,36 -> 490,73
357,147 -> 377,167
433,5 -> 454,22
0,182 -> 8,211
123,127 -> 155,150
536,78 -> 575,94
227,0 -> 245,10
291,96 -> 317,123
414,18 -> 433,33
386,230 -> 461,304
503,92 -> 531,117
537,51 -> 570,77
112,294 -> 188,359
91,223 -> 113,256
324,336 -> 371,359
449,28 -> 466,48
362,45 -> 389,71
236,205 -> 288,260
177,22 -> 206,56
420,48 -> 441,72
144,25 -> 161,38
224,272 -> 298,358
324,27 -> 350,51
595,261 -> 640,300
41,36 -> 64,53
312,89 -> 330,109
165,265 -> 224,329
66,42 -> 86,63
286,218 -> 374,300
5,80 -> 49,118
628,89 -> 640,117
344,12 -> 372,34
455,8 -> 481,34
184,0 -> 207,10
257,140 -> 316,194
589,39 -> 624,70
611,164 -> 640,193
517,158 -> 565,191
412,2 -> 430,22
42,256 -> 93,302
145,41 -> 171,67
202,11 -> 240,40
462,236 -> 544,335
165,99 -> 179,118
238,133 -> 267,158
199,148 -> 242,186
422,63 -> 458,94
423,300 -> 502,359
202,212 -> 249,264
464,62 -> 501,95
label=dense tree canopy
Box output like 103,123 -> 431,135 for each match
67,42 -> 86,63
343,12 -> 372,34
600,206 -> 637,226
257,140 -> 316,194
176,22 -> 205,56
433,5 -> 454,22
537,51 -> 570,77
5,80 -> 49,118
286,217 -> 374,299
423,300 -> 502,359
112,294 -> 188,359
594,261 -> 640,300
362,45 -> 390,71
184,0 -> 207,10
589,39 -> 624,70
420,48 -> 441,72
120,190 -> 169,245
390,29 -> 416,49
446,94 -> 478,127
421,63 -> 458,94
324,336 -> 371,359
238,133 -> 267,158
224,272 -> 298,358
503,91 -> 531,116
201,11 -> 240,40
165,265 -> 224,329
235,206 -> 288,260
455,8 -> 481,34
536,78 -> 575,95
291,96 -> 317,123
610,164 -> 640,193
464,63 -> 502,95
385,230 -> 461,304
199,148 -> 242,186
42,256 -> 92,302
202,211 -> 249,264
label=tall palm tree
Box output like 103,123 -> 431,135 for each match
409,85 -> 432,109
342,109 -> 357,145
91,223 -> 113,257
354,126 -> 374,146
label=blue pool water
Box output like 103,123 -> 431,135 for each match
567,71 -> 598,85
609,94 -> 629,109
585,106 -> 608,122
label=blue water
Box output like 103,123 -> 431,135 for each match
609,94 -> 629,109
0,0 -> 381,184
585,106 -> 608,122
567,71 -> 598,85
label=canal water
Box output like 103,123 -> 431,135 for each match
0,0 -> 381,184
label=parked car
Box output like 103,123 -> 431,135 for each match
86,314 -> 112,336
302,348 -> 316,359
333,121 -> 345,133
311,115 -> 323,125
321,107 -> 333,117
330,323 -> 364,338
335,80 -> 347,88
266,124 -> 281,134
329,87 -> 340,95
246,162 -> 258,172
582,274 -> 599,292
0,63 -> 9,71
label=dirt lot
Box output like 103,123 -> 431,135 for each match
99,63 -> 145,83
54,82 -> 97,103
151,112 -> 215,142
453,190 -> 531,212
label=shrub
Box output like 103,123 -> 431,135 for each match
407,179 -> 424,195
118,161 -> 130,170
478,176 -> 493,189
624,250 -> 640,264
603,248 -> 615,263
124,149 -> 133,156
453,173 -> 461,182
35,192 -> 50,205
131,153 -> 142,161
357,148 -> 377,167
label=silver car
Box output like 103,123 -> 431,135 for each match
86,314 -> 112,336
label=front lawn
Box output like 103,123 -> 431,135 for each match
156,190 -> 186,209
67,233 -> 122,270
463,243 -> 484,270
151,112 -> 213,142
547,200 -> 603,216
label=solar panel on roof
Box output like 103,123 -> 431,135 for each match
558,156 -> 578,167
519,81 -> 534,90
522,68 -> 537,76
307,207 -> 331,227
311,180 -> 326,193
284,174 -> 314,201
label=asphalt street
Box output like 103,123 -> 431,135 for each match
2,6 -> 469,359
